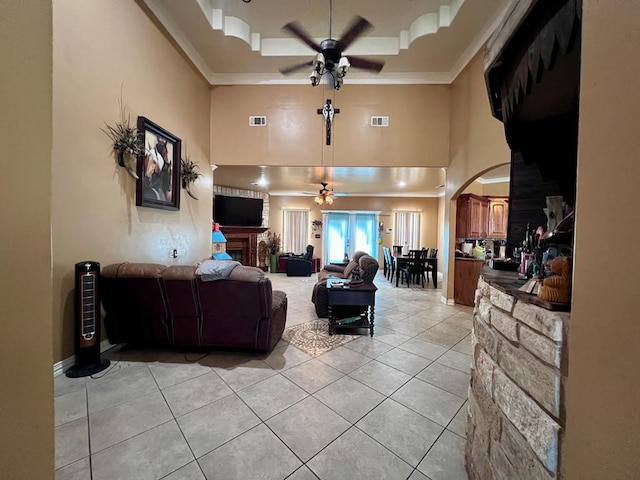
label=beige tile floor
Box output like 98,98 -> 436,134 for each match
55,271 -> 472,480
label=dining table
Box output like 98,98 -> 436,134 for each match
392,254 -> 438,288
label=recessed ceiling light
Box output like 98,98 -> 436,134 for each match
398,181 -> 406,188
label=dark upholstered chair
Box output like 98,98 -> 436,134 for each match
286,245 -> 314,276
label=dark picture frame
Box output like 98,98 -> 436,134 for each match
136,117 -> 181,210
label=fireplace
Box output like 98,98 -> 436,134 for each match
219,226 -> 268,267
467,1 -> 581,479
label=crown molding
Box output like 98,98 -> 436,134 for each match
475,176 -> 510,184
269,191 -> 444,198
208,71 -> 453,86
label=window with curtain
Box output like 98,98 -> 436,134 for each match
394,211 -> 421,253
282,209 -> 309,254
323,211 -> 379,264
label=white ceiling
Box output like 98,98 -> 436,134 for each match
144,0 -> 512,196
212,164 -> 510,198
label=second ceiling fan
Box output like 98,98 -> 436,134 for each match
279,0 -> 385,89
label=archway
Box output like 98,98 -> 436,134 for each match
442,162 -> 510,305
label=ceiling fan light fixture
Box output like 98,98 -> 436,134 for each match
314,182 -> 335,205
338,56 -> 350,76
310,70 -> 321,87
278,2 -> 384,90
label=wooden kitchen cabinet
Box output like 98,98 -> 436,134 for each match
456,194 -> 489,238
488,197 -> 509,238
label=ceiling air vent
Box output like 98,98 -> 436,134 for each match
370,116 -> 389,127
249,116 -> 267,126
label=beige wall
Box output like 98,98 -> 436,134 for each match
51,0 -> 212,361
211,85 -> 451,167
462,180 -> 510,197
480,181 -> 509,197
443,52 -> 511,299
0,1 -> 54,477
268,195 -> 440,265
563,1 -> 640,477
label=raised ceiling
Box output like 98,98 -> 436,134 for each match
143,0 -> 512,196
144,0 -> 512,85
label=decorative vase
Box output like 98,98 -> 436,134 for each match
118,152 -> 138,180
270,254 -> 278,273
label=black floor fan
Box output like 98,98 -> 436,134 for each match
65,261 -> 110,378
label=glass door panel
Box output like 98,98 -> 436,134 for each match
323,212 -> 378,264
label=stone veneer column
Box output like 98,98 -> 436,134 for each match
466,276 -> 570,480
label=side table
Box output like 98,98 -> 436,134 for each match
326,278 -> 377,336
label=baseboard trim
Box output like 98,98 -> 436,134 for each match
441,295 -> 455,306
53,340 -> 115,377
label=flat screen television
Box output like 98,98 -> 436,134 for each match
213,194 -> 263,227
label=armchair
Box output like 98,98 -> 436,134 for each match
286,245 -> 314,276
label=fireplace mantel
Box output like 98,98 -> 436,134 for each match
219,226 -> 268,267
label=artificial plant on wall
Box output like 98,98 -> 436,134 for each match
180,152 -> 202,200
102,98 -> 144,180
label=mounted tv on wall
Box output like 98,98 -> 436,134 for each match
213,195 -> 263,227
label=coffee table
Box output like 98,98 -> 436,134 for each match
326,278 -> 377,336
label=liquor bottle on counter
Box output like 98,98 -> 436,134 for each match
519,223 -> 534,277
523,223 -> 532,253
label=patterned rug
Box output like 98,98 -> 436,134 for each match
282,319 -> 358,357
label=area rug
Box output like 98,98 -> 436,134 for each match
282,320 -> 358,357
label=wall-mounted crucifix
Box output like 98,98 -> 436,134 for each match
317,99 -> 340,145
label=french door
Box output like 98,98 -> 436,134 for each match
322,211 -> 378,264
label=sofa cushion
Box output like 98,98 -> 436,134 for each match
322,264 -> 345,273
272,290 -> 287,311
352,251 -> 368,262
117,262 -> 167,278
228,265 -> 265,282
342,260 -> 359,278
359,255 -> 380,282
162,265 -> 197,280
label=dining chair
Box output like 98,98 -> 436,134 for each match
398,249 -> 427,287
384,247 -> 396,282
382,246 -> 390,279
424,247 -> 438,286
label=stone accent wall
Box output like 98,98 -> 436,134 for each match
466,276 -> 570,480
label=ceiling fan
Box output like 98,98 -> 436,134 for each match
313,182 -> 334,205
301,181 -> 348,204
279,0 -> 385,90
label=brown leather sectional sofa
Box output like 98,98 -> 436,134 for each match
100,262 -> 287,352
311,252 -> 380,318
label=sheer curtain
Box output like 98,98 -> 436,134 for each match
394,211 -> 421,253
282,209 -> 309,254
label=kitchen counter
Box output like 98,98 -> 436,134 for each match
454,258 -> 487,306
480,266 -> 570,311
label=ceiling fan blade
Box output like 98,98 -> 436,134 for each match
279,60 -> 314,75
282,21 -> 322,53
337,16 -> 373,51
348,55 -> 385,73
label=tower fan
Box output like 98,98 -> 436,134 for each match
65,261 -> 110,378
